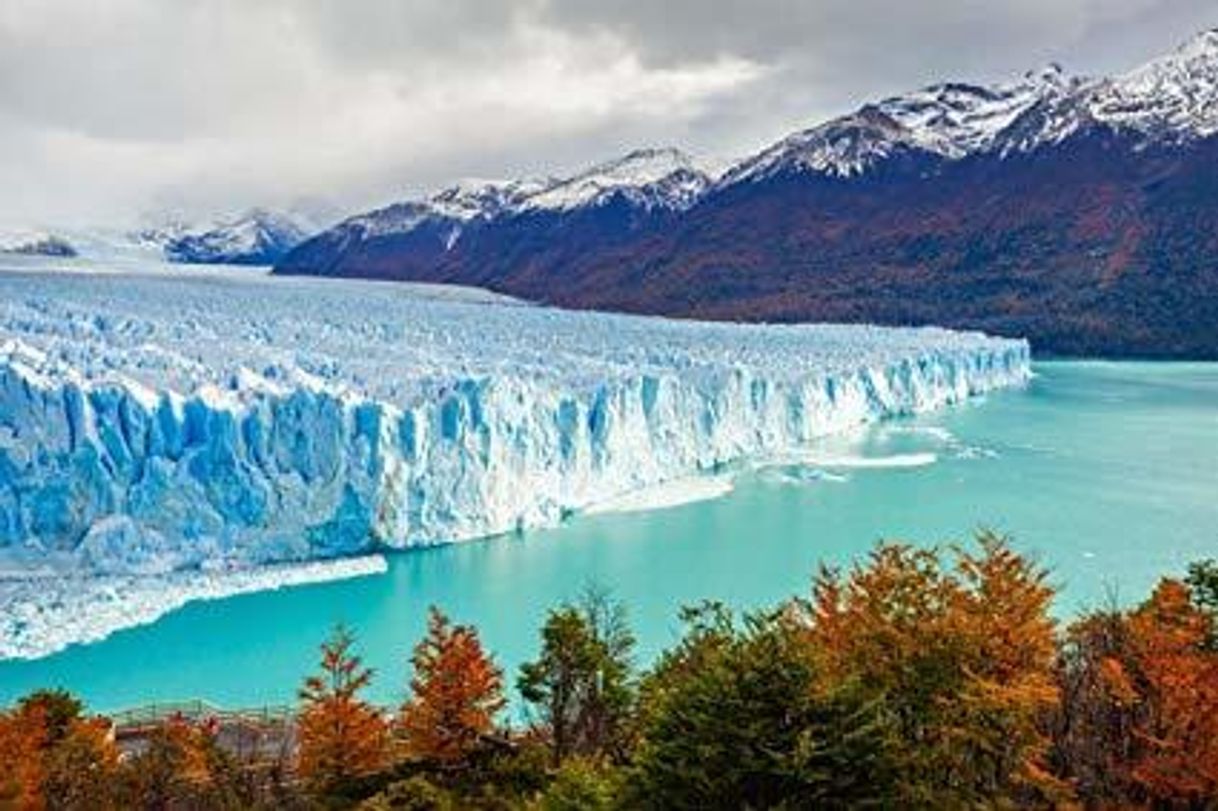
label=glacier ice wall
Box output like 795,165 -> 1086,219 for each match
0,265 -> 1030,575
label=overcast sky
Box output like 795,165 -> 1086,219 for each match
1,0 -> 1213,227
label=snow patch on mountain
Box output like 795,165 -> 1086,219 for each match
153,209 -> 316,265
323,148 -> 710,250
1012,28 -> 1218,150
726,29 -> 1218,182
521,148 -> 711,212
341,178 -> 553,245
722,66 -> 1077,183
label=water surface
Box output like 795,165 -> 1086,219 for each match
0,361 -> 1214,711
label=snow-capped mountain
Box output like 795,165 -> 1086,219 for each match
521,148 -> 711,212
0,209 -> 324,267
1093,28 -> 1218,138
998,28 -> 1218,153
289,29 -> 1218,244
275,147 -> 712,280
278,29 -> 1218,358
724,29 -> 1218,183
150,208 -> 318,265
723,65 -> 1077,183
336,177 -> 553,249
324,147 -> 709,249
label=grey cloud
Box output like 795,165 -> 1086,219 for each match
0,0 -> 1212,227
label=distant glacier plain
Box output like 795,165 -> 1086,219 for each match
0,262 -> 1028,655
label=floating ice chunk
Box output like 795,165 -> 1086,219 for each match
584,474 -> 735,515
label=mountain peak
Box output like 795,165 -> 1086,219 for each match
1023,62 -> 1069,87
571,147 -> 701,186
1178,27 -> 1218,58
522,147 -> 710,212
1073,26 -> 1218,141
725,27 -> 1218,183
723,63 -> 1073,184
427,177 -> 552,220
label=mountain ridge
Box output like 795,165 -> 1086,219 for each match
288,31 -> 1218,357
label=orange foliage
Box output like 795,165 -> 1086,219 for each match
1125,580 -> 1218,801
0,701 -> 120,811
806,533 -> 1064,804
398,606 -> 505,764
157,715 -> 220,786
297,624 -> 389,790
0,704 -> 47,811
1055,578 -> 1218,806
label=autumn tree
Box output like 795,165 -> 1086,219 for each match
1186,559 -> 1218,648
518,587 -> 635,764
41,716 -> 121,810
297,624 -> 390,795
0,700 -> 46,810
398,606 -> 505,765
116,715 -> 238,809
17,690 -> 83,750
1053,577 -> 1218,805
804,533 -> 1066,806
0,689 -> 120,811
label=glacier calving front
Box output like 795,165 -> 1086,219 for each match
0,266 -> 1029,576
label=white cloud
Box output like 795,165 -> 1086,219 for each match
0,0 -> 1211,227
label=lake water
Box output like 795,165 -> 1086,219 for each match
0,361 -> 1214,712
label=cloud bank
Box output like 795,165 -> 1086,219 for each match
0,0 -> 1212,226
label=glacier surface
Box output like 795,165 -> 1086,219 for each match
0,262 -> 1029,581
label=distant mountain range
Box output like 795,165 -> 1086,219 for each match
139,209 -> 317,265
276,29 -> 1218,358
0,209 -> 319,266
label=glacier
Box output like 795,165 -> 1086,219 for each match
0,262 -> 1030,575
0,261 -> 1029,654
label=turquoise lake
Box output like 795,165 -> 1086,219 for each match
0,361 -> 1214,711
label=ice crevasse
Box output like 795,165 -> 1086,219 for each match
0,269 -> 1030,576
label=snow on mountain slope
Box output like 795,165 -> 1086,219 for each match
157,209 -> 316,265
1094,28 -> 1218,139
427,178 -> 556,220
999,28 -> 1218,153
0,266 -> 1028,583
722,66 -> 1076,182
521,148 -> 711,212
337,178 -> 552,250
17,209 -> 324,266
322,148 -> 710,251
725,29 -> 1218,182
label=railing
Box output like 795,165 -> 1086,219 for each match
109,699 -> 298,731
